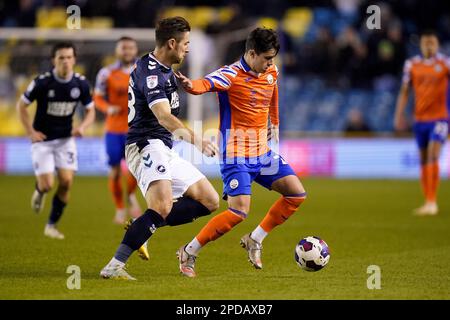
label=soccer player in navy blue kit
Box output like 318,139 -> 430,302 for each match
100,17 -> 220,280
17,42 -> 96,239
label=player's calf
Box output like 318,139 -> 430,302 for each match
31,181 -> 52,214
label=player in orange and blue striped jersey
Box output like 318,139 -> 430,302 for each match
94,37 -> 142,225
395,30 -> 449,216
174,28 -> 307,277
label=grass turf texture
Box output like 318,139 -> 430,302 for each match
0,175 -> 449,300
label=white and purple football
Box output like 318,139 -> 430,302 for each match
295,236 -> 330,271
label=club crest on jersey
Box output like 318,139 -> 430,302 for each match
267,74 -> 274,84
229,179 -> 239,189
70,87 -> 80,99
48,90 -> 55,98
434,64 -> 442,73
146,75 -> 158,89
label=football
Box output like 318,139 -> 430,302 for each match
295,236 -> 330,271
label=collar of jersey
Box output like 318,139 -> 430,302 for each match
149,52 -> 171,70
419,53 -> 442,64
52,69 -> 73,83
240,56 -> 252,73
240,56 -> 262,77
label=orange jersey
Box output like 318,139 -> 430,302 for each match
188,57 -> 279,158
402,53 -> 450,122
94,61 -> 133,133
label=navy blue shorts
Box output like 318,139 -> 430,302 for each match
105,132 -> 126,166
220,150 -> 297,199
413,120 -> 448,149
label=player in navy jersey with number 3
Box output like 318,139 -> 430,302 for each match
17,42 -> 96,239
100,17 -> 219,280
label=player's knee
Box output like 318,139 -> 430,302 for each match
152,200 -> 173,218
39,183 -> 52,193
58,178 -> 73,192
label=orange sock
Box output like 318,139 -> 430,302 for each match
125,170 -> 138,196
108,176 -> 124,209
427,162 -> 439,203
196,209 -> 245,246
260,195 -> 306,233
420,164 -> 428,200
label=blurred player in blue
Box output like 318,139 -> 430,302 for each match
100,17 -> 219,280
17,42 -> 96,239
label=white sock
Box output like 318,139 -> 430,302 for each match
250,226 -> 267,244
109,257 -> 125,267
185,238 -> 202,256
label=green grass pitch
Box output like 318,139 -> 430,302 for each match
0,175 -> 449,299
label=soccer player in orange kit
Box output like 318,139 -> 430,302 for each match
94,37 -> 142,225
394,30 -> 449,216
174,28 -> 308,277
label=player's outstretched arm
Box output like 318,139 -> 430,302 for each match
16,98 -> 46,142
72,105 -> 96,137
175,68 -> 233,95
151,100 -> 218,157
174,71 -> 212,95
394,83 -> 410,131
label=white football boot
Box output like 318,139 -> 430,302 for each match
44,224 -> 65,240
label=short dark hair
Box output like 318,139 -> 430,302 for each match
420,29 -> 438,38
155,16 -> 191,47
51,42 -> 76,58
245,27 -> 280,55
117,36 -> 137,43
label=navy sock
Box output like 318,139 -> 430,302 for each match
165,197 -> 211,226
119,208 -> 165,251
48,195 -> 66,225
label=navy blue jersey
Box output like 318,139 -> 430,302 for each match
22,70 -> 93,141
127,53 -> 180,149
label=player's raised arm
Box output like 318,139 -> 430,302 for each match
151,100 -> 218,157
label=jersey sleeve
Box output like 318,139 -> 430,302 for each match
187,65 -> 236,95
80,79 -> 94,109
141,71 -> 169,109
21,77 -> 41,105
401,59 -> 412,85
93,67 -> 110,112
